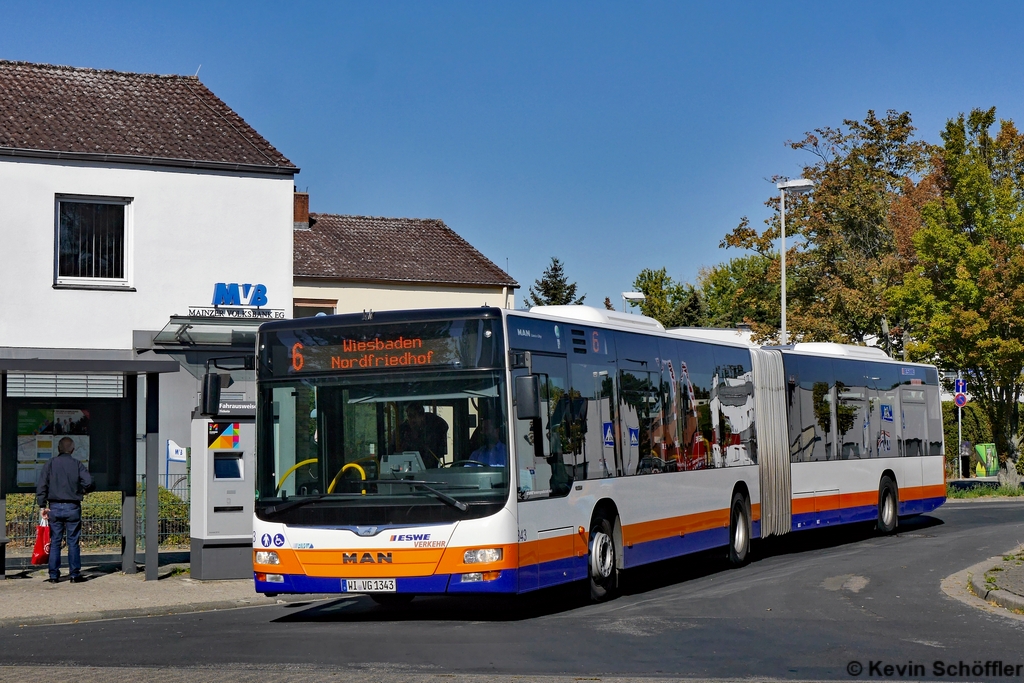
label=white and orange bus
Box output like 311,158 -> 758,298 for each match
251,305 -> 945,602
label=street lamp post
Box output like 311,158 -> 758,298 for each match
776,178 -> 814,345
622,292 -> 645,313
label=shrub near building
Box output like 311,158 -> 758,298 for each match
4,487 -> 189,549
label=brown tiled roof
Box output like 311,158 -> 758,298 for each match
0,60 -> 296,174
295,213 -> 518,288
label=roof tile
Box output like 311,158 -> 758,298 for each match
0,60 -> 295,172
295,214 -> 518,288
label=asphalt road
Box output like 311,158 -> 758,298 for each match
2,500 -> 1023,681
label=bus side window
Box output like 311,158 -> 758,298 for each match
711,346 -> 756,468
570,360 -> 615,480
677,340 -> 715,470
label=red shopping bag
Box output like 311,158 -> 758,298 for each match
31,517 -> 50,566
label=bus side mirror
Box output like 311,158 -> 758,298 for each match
201,372 -> 221,417
515,375 -> 541,421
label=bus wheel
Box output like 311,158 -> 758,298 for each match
728,491 -> 751,566
877,476 -> 898,534
588,517 -> 618,601
370,594 -> 414,607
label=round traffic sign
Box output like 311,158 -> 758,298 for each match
954,392 -> 968,408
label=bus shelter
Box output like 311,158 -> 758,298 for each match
0,351 -> 179,578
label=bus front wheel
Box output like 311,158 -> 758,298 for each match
877,476 -> 898,534
728,491 -> 751,566
588,517 -> 618,601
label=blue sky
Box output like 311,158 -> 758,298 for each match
4,1 -> 1024,308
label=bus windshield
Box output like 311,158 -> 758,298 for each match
256,369 -> 510,526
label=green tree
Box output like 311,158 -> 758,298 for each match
698,255 -> 778,328
720,110 -> 933,345
942,401 -> 992,467
526,257 -> 585,307
630,268 -> 706,327
891,107 -> 1024,466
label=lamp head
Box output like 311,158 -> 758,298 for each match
777,178 -> 814,194
621,292 -> 646,302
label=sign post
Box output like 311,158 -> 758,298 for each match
954,374 -> 967,478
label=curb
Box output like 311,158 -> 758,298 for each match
969,570 -> 1024,614
0,592 -> 331,629
940,548 -> 1024,624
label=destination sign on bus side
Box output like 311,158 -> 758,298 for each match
289,336 -> 449,373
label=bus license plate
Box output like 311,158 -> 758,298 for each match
342,578 -> 396,593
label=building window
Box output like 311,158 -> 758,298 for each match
55,196 -> 132,288
293,299 -> 337,318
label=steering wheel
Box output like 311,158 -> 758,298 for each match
276,458 -> 318,494
443,459 -> 490,468
327,462 -> 367,494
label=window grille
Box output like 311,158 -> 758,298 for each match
5,373 -> 125,398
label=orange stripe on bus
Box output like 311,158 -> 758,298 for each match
299,548 -> 445,578
900,484 -> 945,502
622,508 -> 731,547
256,545 -> 521,578
791,484 -> 946,516
519,535 -> 581,568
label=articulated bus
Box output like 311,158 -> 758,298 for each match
251,306 -> 945,602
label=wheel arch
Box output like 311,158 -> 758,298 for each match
880,469 -> 899,498
732,480 -> 751,512
590,498 -> 623,568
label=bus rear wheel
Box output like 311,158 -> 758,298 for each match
728,491 -> 751,566
877,476 -> 898,534
588,517 -> 618,602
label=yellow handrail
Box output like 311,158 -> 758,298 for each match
276,458 -> 318,493
328,462 -> 367,494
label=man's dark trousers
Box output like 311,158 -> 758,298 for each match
48,502 -> 82,580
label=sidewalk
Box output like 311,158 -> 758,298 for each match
0,553 -> 326,628
968,545 -> 1024,613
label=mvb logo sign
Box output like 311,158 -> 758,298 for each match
212,283 -> 268,307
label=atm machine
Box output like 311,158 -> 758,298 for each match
190,412 -> 255,580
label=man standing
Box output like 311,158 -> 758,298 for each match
36,437 -> 94,583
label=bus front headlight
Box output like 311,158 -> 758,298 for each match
463,548 -> 502,564
255,551 -> 280,565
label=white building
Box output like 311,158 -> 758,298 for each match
0,61 -> 297,573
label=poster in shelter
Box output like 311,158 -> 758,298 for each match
15,408 -> 91,486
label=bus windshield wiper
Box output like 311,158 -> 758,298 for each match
261,495 -> 324,516
380,480 -> 469,511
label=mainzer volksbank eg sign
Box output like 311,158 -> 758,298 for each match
187,283 -> 286,319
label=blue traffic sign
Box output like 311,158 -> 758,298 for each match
954,378 -> 967,394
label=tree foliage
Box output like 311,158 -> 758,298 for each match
720,110 -> 933,345
630,268 -> 706,327
891,108 -> 1024,463
526,257 -> 585,307
941,401 -> 993,462
698,255 -> 777,328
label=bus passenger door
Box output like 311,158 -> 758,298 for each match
515,354 -> 581,591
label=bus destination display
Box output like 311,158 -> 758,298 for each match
290,335 -> 443,372
260,317 -> 501,377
